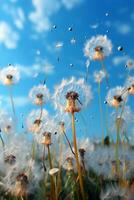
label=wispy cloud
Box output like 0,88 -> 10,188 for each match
29,0 -> 83,33
0,21 -> 19,49
112,55 -> 129,66
17,58 -> 55,78
0,95 -> 30,108
115,22 -> 132,35
3,5 -> 25,30
62,0 -> 83,10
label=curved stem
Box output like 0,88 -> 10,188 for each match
72,113 -> 85,200
63,131 -> 75,155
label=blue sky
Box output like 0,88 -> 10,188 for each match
0,0 -> 134,139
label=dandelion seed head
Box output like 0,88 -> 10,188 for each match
84,35 -> 112,60
53,77 -> 93,113
0,65 -> 20,85
29,84 -> 50,106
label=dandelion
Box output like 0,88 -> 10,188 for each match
0,65 -> 20,86
53,77 -> 92,199
29,84 -> 50,106
84,35 -> 112,87
0,65 -> 20,117
27,109 -> 48,134
53,77 -> 92,113
94,70 -> 107,143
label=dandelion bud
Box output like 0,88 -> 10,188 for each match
65,91 -> 81,113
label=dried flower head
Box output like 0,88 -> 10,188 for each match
53,77 -> 92,113
0,65 -> 20,85
84,35 -> 112,60
29,84 -> 50,105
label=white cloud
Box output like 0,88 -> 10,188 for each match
62,0 -> 83,10
112,55 -> 129,66
29,0 -> 61,32
115,22 -> 132,35
0,21 -> 19,49
17,59 -> 55,78
29,0 -> 83,33
0,95 -> 29,108
3,5 -> 25,30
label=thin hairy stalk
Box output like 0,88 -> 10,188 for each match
72,113 -> 85,200
47,145 -> 57,200
98,82 -> 104,144
63,130 -> 75,155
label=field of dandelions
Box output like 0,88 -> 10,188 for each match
0,35 -> 134,200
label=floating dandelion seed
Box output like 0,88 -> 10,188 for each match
55,42 -> 63,49
70,37 -> 76,44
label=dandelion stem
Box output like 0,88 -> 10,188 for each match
42,145 -> 46,172
98,82 -> 104,145
47,145 -> 57,200
71,112 -> 85,200
101,61 -> 109,88
63,130 -> 75,155
8,86 -> 16,117
0,132 -> 5,150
